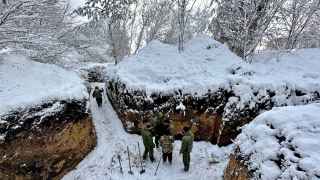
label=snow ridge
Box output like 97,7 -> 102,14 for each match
0,54 -> 88,117
236,103 -> 320,180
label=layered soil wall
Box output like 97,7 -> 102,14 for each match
107,79 -> 319,145
224,153 -> 251,180
0,100 -> 96,180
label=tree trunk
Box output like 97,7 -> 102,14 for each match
108,22 -> 118,65
178,0 -> 186,53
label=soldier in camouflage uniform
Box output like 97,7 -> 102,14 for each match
160,129 -> 174,164
141,124 -> 155,162
180,126 -> 194,172
92,86 -> 103,107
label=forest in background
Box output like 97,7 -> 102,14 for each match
0,0 -> 319,64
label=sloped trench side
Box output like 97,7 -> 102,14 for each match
106,79 -> 231,143
224,152 -> 251,180
0,100 -> 96,180
106,79 -> 320,146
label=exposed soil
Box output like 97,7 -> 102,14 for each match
106,79 -> 319,146
106,80 -> 230,144
224,153 -> 250,180
0,100 -> 96,180
0,115 -> 96,180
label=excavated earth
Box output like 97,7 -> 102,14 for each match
106,79 -> 320,146
0,100 -> 96,180
106,80 -> 229,143
224,151 -> 251,180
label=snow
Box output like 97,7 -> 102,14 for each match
231,49 -> 320,107
32,102 -> 65,125
67,0 -> 90,25
63,83 -> 232,180
176,102 -> 186,111
235,103 -> 320,180
108,35 -> 241,95
0,53 -> 88,116
68,0 -> 86,10
108,36 -> 320,109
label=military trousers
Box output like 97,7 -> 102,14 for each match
182,152 -> 191,171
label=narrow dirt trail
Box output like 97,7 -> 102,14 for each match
63,83 -> 231,180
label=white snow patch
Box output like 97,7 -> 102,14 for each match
68,0 -> 86,10
0,54 -> 88,116
176,102 -> 186,111
108,35 -> 241,95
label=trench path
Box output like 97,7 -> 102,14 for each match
62,83 -> 231,180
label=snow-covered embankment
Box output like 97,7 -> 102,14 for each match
0,54 -> 96,179
224,103 -> 320,180
105,36 -> 320,145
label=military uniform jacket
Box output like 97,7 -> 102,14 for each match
160,135 -> 174,153
141,129 -> 155,149
180,131 -> 194,154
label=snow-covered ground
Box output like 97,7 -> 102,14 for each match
63,83 -> 232,180
107,35 -> 241,95
107,36 -> 320,108
0,53 -> 88,116
231,49 -> 320,107
235,103 -> 320,180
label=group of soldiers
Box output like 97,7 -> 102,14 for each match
92,87 -> 194,172
141,112 -> 194,172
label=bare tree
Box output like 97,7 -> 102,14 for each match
210,0 -> 286,59
76,0 -> 134,64
0,0 -> 72,62
177,0 -> 187,52
134,1 -> 151,54
281,0 -> 320,49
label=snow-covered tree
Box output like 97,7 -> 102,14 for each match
266,0 -> 320,49
0,0 -> 72,62
177,0 -> 187,52
129,0 -> 177,53
299,11 -> 320,48
210,0 -> 286,59
129,0 -> 211,53
76,0 -> 133,64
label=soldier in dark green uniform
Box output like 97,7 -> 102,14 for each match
180,126 -> 194,172
92,86 -> 103,107
153,112 -> 167,148
141,124 -> 155,162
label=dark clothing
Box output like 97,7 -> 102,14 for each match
141,129 -> 155,149
96,97 -> 102,107
180,131 -> 194,154
92,88 -> 103,107
155,135 -> 161,148
143,146 -> 155,162
153,113 -> 169,148
162,152 -> 172,164
182,153 -> 191,171
180,130 -> 194,172
141,128 -> 155,162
